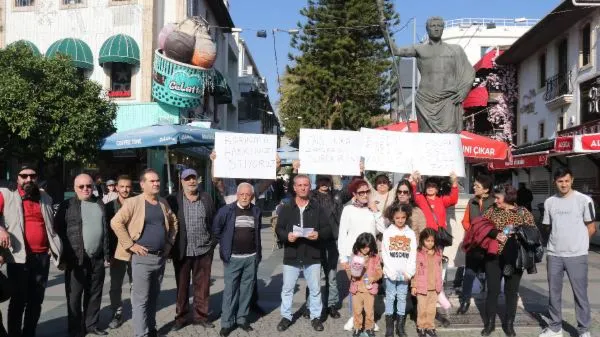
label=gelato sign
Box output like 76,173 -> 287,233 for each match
168,70 -> 204,96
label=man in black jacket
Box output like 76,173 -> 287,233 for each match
166,169 -> 216,331
54,174 -> 109,337
276,174 -> 332,332
105,175 -> 133,329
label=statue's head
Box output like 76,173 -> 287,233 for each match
425,16 -> 445,42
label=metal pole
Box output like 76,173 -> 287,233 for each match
166,146 -> 173,195
411,18 -> 417,121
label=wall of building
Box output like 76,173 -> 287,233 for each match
5,0 -> 146,100
516,11 -> 600,146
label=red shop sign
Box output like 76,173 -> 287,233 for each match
579,133 -> 600,151
488,153 -> 548,170
554,136 -> 574,152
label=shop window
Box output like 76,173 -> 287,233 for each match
581,23 -> 591,67
15,0 -> 34,7
538,53 -> 546,88
108,63 -> 133,98
522,126 -> 528,144
538,122 -> 545,139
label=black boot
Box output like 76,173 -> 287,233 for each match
435,311 -> 450,328
395,315 -> 407,337
385,315 -> 394,337
481,317 -> 495,336
502,317 -> 516,337
457,300 -> 470,315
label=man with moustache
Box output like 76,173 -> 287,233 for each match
213,183 -> 262,337
111,168 -> 178,337
105,175 -> 134,329
54,173 -> 110,336
0,164 -> 62,337
166,169 -> 216,331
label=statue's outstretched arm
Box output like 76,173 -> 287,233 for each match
376,0 -> 417,58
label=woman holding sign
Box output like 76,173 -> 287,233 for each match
338,178 -> 386,331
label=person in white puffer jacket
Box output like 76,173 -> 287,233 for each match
337,178 -> 385,331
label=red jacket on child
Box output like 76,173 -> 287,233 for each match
412,248 -> 443,295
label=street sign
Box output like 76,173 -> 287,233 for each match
573,0 -> 600,6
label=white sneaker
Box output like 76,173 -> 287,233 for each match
579,332 -> 590,337
539,328 -> 563,337
344,317 -> 354,331
374,323 -> 379,332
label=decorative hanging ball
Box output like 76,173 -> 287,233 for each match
158,23 -> 177,50
163,30 -> 196,63
191,25 -> 217,68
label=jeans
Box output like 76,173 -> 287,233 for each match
281,263 -> 322,320
7,253 -> 50,337
131,254 -> 165,337
384,278 -> 409,315
547,255 -> 590,334
322,241 -> 340,307
221,255 -> 257,329
109,259 -> 132,313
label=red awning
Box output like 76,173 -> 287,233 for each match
463,86 -> 489,109
376,123 -> 509,160
553,133 -> 600,153
474,48 -> 504,72
488,151 -> 549,170
460,131 -> 509,160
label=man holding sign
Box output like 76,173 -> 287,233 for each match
276,175 -> 332,332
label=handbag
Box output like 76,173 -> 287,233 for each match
425,197 -> 453,247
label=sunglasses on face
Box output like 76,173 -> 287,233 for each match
397,190 -> 410,195
77,184 -> 93,190
18,173 -> 37,179
356,190 -> 369,196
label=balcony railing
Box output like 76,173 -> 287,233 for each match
544,71 -> 572,102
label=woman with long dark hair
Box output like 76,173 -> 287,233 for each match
480,185 -> 536,336
389,179 -> 427,237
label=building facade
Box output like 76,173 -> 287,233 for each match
496,1 -> 600,243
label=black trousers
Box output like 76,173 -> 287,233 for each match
484,256 -> 522,324
7,253 -> 51,337
65,255 -> 106,337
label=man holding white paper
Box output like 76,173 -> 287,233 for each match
276,175 -> 332,332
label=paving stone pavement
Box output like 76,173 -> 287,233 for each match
1,221 -> 600,337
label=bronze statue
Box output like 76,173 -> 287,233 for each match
383,14 -> 475,133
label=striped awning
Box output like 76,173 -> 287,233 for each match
46,38 -> 94,70
99,34 -> 140,66
7,40 -> 41,56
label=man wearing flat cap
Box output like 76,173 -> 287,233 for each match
0,164 -> 63,337
166,168 -> 216,331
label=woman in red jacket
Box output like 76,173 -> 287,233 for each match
409,171 -> 459,235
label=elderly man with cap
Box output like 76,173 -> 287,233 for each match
166,168 -> 216,331
0,164 -> 62,337
54,173 -> 110,337
102,179 -> 118,204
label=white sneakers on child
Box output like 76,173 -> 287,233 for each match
539,328 -> 563,337
343,318 -> 379,332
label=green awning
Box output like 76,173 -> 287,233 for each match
209,69 -> 232,104
98,34 -> 140,66
7,40 -> 41,56
46,38 -> 94,70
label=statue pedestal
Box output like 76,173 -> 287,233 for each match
444,194 -> 470,268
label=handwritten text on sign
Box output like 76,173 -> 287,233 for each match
360,129 -> 465,177
214,132 -> 277,179
299,129 -> 361,176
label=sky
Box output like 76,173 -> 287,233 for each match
229,0 -> 563,110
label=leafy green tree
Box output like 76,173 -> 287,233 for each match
279,0 -> 399,138
0,42 -> 117,164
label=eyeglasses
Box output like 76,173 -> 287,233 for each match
183,176 -> 197,181
77,184 -> 93,190
397,190 -> 410,195
356,190 -> 369,196
18,173 -> 37,179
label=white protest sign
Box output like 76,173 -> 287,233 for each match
412,132 -> 465,177
214,132 -> 277,179
361,128 -> 413,173
299,129 -> 361,176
